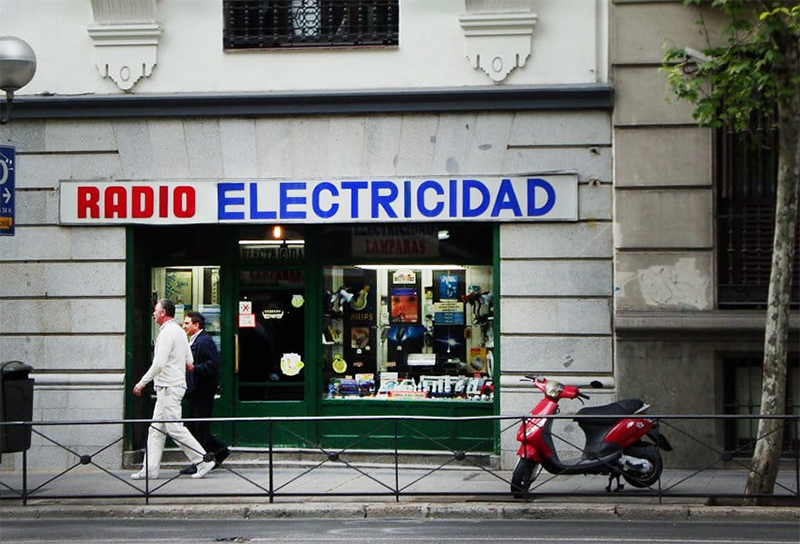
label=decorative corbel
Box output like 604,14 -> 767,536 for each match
458,0 -> 538,83
87,0 -> 161,91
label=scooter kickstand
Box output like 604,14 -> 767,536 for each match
606,473 -> 625,493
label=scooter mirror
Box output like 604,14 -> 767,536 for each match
589,380 -> 603,389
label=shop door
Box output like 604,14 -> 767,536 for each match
234,267 -> 312,447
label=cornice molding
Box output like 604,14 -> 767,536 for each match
0,85 -> 614,120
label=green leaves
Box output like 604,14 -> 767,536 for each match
662,0 -> 800,132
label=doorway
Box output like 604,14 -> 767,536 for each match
232,228 -> 316,447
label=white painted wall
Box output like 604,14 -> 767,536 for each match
0,0 -> 607,95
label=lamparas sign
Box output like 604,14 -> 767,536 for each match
59,175 -> 578,225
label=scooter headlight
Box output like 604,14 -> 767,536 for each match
544,380 -> 564,398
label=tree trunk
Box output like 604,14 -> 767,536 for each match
743,42 -> 800,503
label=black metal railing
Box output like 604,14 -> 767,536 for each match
223,0 -> 399,49
1,414 -> 798,506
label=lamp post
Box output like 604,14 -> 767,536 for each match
0,36 -> 37,124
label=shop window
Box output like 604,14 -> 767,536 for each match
223,0 -> 399,50
322,259 -> 494,401
151,266 -> 222,353
723,355 -> 800,456
717,122 -> 800,308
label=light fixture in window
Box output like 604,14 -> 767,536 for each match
272,225 -> 283,239
239,239 -> 305,246
437,230 -> 450,240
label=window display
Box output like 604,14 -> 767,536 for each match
322,264 -> 494,402
152,265 -> 222,352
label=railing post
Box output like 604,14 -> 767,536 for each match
268,418 -> 274,504
795,415 -> 799,500
22,432 -> 27,506
144,426 -> 150,505
521,414 -> 529,502
394,418 -> 399,502
656,416 -> 663,505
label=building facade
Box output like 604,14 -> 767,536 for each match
0,0 -> 613,471
1,0 -> 795,474
611,0 -> 799,467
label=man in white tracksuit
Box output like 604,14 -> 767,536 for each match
131,298 -> 215,480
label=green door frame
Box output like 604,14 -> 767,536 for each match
125,224 -> 499,454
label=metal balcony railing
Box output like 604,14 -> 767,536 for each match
223,0 -> 399,49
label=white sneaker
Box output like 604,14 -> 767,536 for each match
191,461 -> 215,479
131,470 -> 159,480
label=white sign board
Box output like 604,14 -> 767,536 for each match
59,176 -> 579,225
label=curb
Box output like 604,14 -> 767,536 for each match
2,503 -> 798,522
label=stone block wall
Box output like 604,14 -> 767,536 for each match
610,0 -> 759,467
498,111 -> 613,468
2,106 -> 612,471
0,120 -> 128,471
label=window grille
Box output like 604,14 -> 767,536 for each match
223,0 -> 399,50
723,355 -> 799,457
717,124 -> 800,308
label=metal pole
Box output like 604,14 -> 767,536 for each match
795,416 -> 799,500
22,435 -> 27,506
657,417 -> 663,505
268,419 -> 274,504
144,427 -> 150,505
394,419 -> 399,502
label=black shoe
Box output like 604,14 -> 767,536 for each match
179,464 -> 197,475
213,448 -> 230,469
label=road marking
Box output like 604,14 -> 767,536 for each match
3,538 -> 797,544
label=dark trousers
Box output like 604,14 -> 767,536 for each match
185,389 -> 227,458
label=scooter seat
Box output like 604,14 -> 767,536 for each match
576,399 -> 644,422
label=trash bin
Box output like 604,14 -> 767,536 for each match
0,361 -> 34,454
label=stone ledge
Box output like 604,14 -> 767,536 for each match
615,310 -> 800,335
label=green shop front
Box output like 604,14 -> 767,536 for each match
60,176 -> 576,455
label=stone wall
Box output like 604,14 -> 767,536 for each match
2,107 -> 612,471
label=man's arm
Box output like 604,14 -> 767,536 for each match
133,330 -> 170,394
191,334 -> 220,380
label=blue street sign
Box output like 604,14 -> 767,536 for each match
0,145 -> 15,236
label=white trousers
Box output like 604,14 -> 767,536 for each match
143,385 -> 206,473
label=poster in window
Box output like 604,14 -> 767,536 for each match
350,326 -> 370,349
165,269 -> 193,307
390,288 -> 418,323
438,274 -> 460,300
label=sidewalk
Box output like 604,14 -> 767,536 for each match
2,461 -> 798,521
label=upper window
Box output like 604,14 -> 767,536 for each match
716,121 -> 800,309
223,0 -> 399,50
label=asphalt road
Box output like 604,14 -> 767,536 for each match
1,519 -> 798,544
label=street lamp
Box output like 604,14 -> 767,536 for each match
0,36 -> 37,124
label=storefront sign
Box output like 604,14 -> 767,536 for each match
353,225 -> 438,259
58,175 -> 578,225
240,244 -> 305,263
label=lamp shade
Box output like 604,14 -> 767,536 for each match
0,36 -> 37,93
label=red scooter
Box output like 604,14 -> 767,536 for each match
511,375 -> 672,498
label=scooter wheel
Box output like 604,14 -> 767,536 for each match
511,458 -> 540,498
622,444 -> 663,488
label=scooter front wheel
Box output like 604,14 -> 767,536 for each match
511,458 -> 540,498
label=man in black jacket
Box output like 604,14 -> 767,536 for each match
180,311 -> 229,474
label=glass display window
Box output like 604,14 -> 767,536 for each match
151,265 -> 222,352
322,263 -> 494,402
